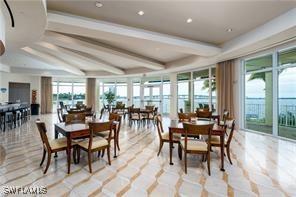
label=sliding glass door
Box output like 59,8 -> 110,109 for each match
278,48 -> 296,140
243,46 -> 296,140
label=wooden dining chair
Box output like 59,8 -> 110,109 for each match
65,113 -> 86,124
96,113 -> 121,154
180,122 -> 214,175
76,121 -> 112,173
196,110 -> 212,120
178,113 -> 191,122
36,119 -> 76,174
57,108 -> 64,123
129,108 -> 142,126
209,119 -> 235,164
155,114 -> 181,156
220,110 -> 230,126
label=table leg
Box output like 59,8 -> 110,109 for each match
54,127 -> 58,158
220,134 -> 225,171
67,135 -> 71,174
169,129 -> 173,165
113,127 -> 117,158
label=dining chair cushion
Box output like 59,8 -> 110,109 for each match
78,136 -> 108,150
49,137 -> 68,150
180,139 -> 208,152
209,136 -> 227,145
131,114 -> 141,119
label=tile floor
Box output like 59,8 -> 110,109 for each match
0,114 -> 296,196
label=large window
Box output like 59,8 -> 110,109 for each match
163,76 -> 171,115
177,72 -> 191,112
132,80 -> 141,108
278,48 -> 296,140
177,67 -> 216,113
244,54 -> 273,134
243,46 -> 296,140
52,79 -> 86,111
99,80 -> 127,108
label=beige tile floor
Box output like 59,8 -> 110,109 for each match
0,114 -> 296,196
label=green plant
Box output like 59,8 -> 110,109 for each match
104,91 -> 116,104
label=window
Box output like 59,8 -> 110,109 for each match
132,80 -> 141,108
244,55 -> 273,134
99,80 -> 127,107
116,81 -> 127,105
163,76 -> 171,114
52,80 -> 86,110
193,69 -> 209,110
278,48 -> 296,140
177,72 -> 191,112
242,46 -> 296,140
177,67 -> 216,113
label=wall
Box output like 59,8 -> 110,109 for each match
0,72 -> 41,104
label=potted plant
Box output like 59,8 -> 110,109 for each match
104,91 -> 116,105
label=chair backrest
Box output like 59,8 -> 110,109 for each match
131,108 -> 140,113
59,101 -> 64,109
155,114 -> 164,140
100,107 -> 104,119
109,113 -> 122,132
65,113 -> 86,124
57,108 -> 64,123
35,120 -> 51,151
222,110 -> 230,122
178,113 -> 190,122
225,119 -> 236,146
88,121 -> 113,149
145,105 -> 154,111
183,123 -> 214,151
197,110 -> 212,119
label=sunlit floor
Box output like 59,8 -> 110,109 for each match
0,114 -> 296,196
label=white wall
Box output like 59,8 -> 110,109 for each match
0,72 -> 41,104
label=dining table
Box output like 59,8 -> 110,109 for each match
168,119 -> 226,171
54,119 -> 119,174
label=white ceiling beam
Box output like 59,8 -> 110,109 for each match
47,11 -> 221,57
21,47 -> 85,76
35,42 -> 125,75
43,31 -> 165,70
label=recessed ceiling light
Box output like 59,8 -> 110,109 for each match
95,2 -> 103,8
227,28 -> 233,32
186,18 -> 193,23
138,11 -> 144,16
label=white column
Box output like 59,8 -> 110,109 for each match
0,6 -> 6,56
170,73 -> 178,120
127,78 -> 133,106
140,81 -> 144,108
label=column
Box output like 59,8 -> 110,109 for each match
127,78 -> 133,106
140,81 -> 144,108
0,9 -> 5,56
170,73 -> 178,120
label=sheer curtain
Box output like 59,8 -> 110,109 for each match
41,76 -> 52,114
86,78 -> 96,109
216,60 -> 235,118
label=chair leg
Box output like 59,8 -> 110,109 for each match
44,152 -> 51,174
184,151 -> 187,174
88,151 -> 92,173
77,148 -> 81,163
40,149 -> 46,166
207,152 -> 211,176
116,137 -> 120,151
97,150 -> 101,157
107,147 -> 111,165
178,143 -> 182,160
101,149 -> 105,157
157,141 -> 163,156
226,146 -> 232,165
73,146 -> 77,164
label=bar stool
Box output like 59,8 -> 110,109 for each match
5,111 -> 14,130
13,110 -> 22,127
0,110 -> 5,131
